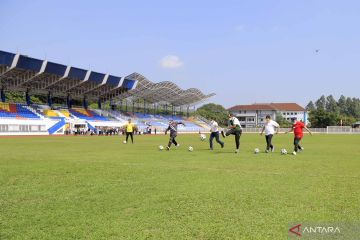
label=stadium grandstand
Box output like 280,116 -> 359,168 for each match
0,50 -> 214,135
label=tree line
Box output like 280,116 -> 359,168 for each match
306,95 -> 360,127
196,103 -> 229,126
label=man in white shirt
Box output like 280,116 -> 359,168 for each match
221,113 -> 243,153
260,115 -> 280,153
209,120 -> 224,150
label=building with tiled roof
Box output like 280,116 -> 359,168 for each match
228,103 -> 307,128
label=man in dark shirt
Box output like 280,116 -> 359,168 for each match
165,120 -> 185,150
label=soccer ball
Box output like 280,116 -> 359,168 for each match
200,134 -> 206,141
188,146 -> 194,152
159,145 -> 164,151
123,140 -> 127,144
281,148 -> 288,155
254,148 -> 260,154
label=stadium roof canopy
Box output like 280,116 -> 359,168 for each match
0,50 -> 214,106
117,72 -> 215,106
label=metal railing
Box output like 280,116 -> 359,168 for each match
240,127 -> 360,134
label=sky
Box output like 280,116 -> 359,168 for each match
1,0 -> 360,108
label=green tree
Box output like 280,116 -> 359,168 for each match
348,98 -> 360,119
3,91 -> 44,104
275,113 -> 292,127
338,95 -> 347,115
306,101 -> 316,111
315,95 -> 326,110
345,97 -> 353,116
326,95 -> 339,113
339,115 -> 356,126
308,109 -> 340,128
196,103 -> 228,126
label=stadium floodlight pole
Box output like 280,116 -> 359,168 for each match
66,94 -> 71,109
144,99 -> 146,115
0,88 -> 5,103
47,91 -> 52,107
83,96 -> 88,110
98,98 -> 101,109
25,89 -> 31,106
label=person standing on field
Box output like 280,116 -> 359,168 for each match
123,119 -> 136,144
209,119 -> 224,150
285,118 -> 312,155
260,115 -> 280,153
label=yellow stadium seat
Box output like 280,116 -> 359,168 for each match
0,103 -> 10,112
59,110 -> 70,117
43,109 -> 58,117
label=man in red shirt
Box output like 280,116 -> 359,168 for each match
286,118 -> 312,155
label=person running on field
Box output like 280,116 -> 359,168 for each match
209,119 -> 224,150
285,118 -> 312,155
260,115 -> 280,153
165,120 -> 185,150
221,113 -> 242,154
123,119 -> 136,144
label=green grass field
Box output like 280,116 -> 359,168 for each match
1,133 -> 359,239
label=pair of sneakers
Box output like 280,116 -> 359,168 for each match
265,147 -> 275,153
166,144 -> 180,151
293,147 -> 304,155
210,142 -> 225,150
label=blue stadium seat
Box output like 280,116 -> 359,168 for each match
0,103 -> 40,119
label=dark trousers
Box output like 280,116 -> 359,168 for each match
225,128 -> 242,150
126,132 -> 133,143
294,137 -> 302,152
265,134 -> 274,151
168,135 -> 178,147
210,132 -> 224,149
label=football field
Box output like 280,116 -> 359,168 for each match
1,134 -> 359,239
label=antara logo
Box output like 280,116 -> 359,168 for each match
303,226 -> 341,234
289,223 -> 341,237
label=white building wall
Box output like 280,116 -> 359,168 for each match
279,111 -> 306,123
230,109 -> 307,128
